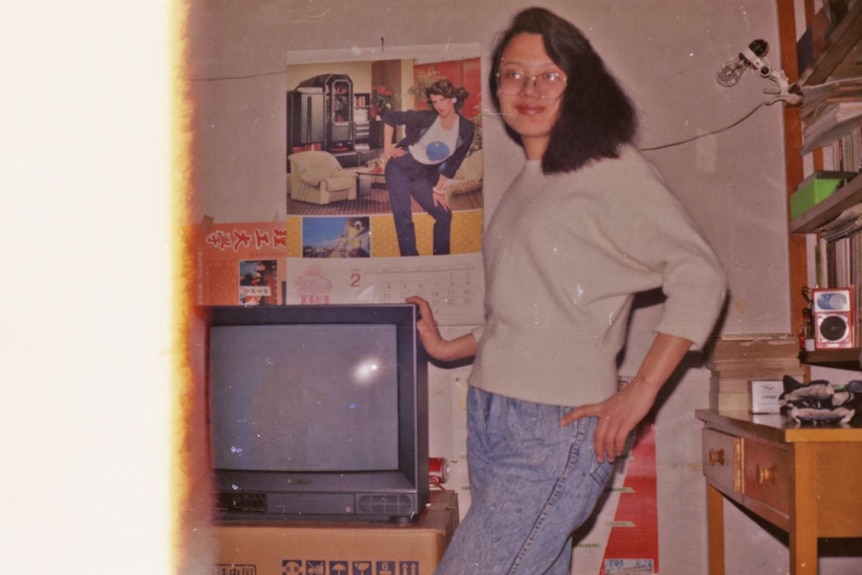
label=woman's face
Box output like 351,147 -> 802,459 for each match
497,32 -> 565,160
429,94 -> 457,118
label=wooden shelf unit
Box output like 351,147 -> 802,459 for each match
799,346 -> 861,368
781,0 -> 862,369
797,2 -> 862,86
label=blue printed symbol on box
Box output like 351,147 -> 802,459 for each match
282,559 -> 303,575
351,561 -> 373,575
375,561 -> 420,575
307,560 -> 326,575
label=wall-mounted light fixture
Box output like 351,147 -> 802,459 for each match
717,39 -> 801,103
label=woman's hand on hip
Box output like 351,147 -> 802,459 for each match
560,381 -> 657,463
562,333 -> 691,463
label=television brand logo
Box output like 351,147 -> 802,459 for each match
286,478 -> 312,485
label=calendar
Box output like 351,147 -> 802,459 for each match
284,253 -> 485,326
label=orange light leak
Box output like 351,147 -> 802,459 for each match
173,1 -> 216,573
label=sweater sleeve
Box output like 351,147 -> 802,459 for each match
607,152 -> 727,348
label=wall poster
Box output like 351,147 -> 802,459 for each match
284,43 -> 485,326
193,219 -> 287,306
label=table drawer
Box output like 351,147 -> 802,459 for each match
702,428 -> 740,494
743,438 -> 791,514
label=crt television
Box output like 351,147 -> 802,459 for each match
200,303 -> 429,522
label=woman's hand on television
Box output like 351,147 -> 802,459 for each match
406,296 -> 477,362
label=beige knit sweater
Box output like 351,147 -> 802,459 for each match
469,147 -> 727,406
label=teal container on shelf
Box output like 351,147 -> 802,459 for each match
790,171 -> 857,219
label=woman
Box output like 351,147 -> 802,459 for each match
409,7 -> 727,575
382,79 -> 474,256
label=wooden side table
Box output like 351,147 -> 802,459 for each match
695,409 -> 862,574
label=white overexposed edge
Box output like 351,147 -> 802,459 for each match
0,2 -> 175,574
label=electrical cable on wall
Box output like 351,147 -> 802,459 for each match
637,100 -> 778,152
636,39 -> 803,152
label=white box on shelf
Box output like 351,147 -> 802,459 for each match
749,379 -> 783,414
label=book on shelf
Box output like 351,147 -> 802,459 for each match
817,235 -> 858,290
709,376 -> 752,394
828,127 -> 862,173
708,360 -> 805,380
800,78 -> 862,113
706,333 -> 798,365
708,390 -> 749,412
710,367 -> 806,387
818,202 -> 862,241
812,124 -> 862,174
802,102 -> 862,154
800,77 -> 862,155
800,77 -> 862,146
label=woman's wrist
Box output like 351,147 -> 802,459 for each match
433,186 -> 445,195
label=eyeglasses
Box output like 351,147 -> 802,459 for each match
496,69 -> 567,99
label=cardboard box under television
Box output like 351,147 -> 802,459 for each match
210,489 -> 459,575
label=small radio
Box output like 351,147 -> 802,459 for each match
812,287 -> 854,349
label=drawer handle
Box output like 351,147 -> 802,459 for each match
708,448 -> 725,466
756,463 -> 777,485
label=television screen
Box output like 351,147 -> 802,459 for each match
201,304 -> 429,522
209,323 -> 400,473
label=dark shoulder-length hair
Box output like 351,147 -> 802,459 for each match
426,79 -> 470,113
489,7 -> 638,173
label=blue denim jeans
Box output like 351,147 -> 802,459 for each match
384,153 -> 452,256
434,387 -> 613,575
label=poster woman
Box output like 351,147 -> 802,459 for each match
382,79 -> 474,256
